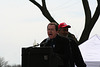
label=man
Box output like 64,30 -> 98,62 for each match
58,22 -> 86,67
40,22 -> 71,67
58,22 -> 78,44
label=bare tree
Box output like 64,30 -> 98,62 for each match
0,57 -> 21,67
79,0 -> 100,44
11,65 -> 21,67
29,0 -> 58,24
6,64 -> 21,67
30,0 -> 100,44
0,57 -> 8,67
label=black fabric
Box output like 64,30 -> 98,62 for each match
69,38 -> 86,67
40,35 -> 86,67
40,35 -> 71,67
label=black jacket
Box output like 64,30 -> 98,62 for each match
40,35 -> 71,67
69,38 -> 86,67
40,35 -> 86,67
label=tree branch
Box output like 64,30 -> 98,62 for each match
29,0 -> 58,24
82,0 -> 91,26
97,0 -> 100,5
42,0 -> 46,8
91,3 -> 100,27
29,0 -> 42,10
79,0 -> 100,44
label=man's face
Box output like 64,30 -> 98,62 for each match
47,25 -> 57,39
58,27 -> 69,37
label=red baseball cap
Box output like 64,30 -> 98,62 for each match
58,22 -> 71,29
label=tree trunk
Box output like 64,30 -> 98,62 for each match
79,0 -> 100,44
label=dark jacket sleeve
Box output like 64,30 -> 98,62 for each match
40,39 -> 47,47
70,39 -> 86,67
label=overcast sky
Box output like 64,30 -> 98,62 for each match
0,0 -> 100,65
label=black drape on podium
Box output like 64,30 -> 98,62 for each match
22,47 -> 59,67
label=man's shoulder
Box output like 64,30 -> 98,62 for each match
41,38 -> 50,43
58,35 -> 69,39
40,38 -> 49,46
56,35 -> 69,42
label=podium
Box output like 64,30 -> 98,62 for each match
22,47 -> 58,67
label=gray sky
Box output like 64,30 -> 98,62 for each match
0,0 -> 100,65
